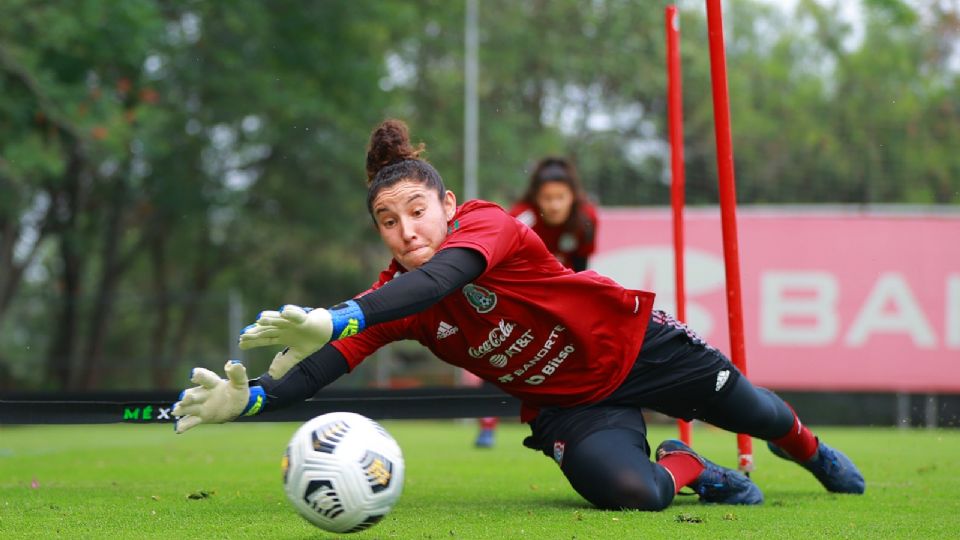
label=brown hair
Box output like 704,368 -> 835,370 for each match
365,119 -> 446,217
522,156 -> 589,232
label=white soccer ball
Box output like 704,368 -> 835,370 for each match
282,412 -> 405,533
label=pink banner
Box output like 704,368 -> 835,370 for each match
592,208 -> 960,392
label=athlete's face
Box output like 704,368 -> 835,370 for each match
535,181 -> 575,226
372,180 -> 457,271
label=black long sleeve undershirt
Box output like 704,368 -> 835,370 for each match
255,247 -> 487,411
255,345 -> 351,411
353,247 -> 487,325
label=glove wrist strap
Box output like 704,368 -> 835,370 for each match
242,386 -> 266,416
329,299 -> 366,340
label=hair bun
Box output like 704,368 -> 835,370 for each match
365,119 -> 426,183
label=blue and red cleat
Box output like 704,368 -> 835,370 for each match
656,439 -> 764,505
767,439 -> 865,494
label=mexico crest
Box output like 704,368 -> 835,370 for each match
462,283 -> 497,314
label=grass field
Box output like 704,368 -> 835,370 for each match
1,421 -> 958,539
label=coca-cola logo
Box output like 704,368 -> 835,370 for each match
468,320 -> 515,359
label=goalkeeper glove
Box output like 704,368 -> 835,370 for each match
172,360 -> 265,434
239,302 -> 362,379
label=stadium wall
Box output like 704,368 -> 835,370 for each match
592,205 -> 960,394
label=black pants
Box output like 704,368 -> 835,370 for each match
524,312 -> 796,510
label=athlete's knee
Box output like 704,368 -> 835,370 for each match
586,469 -> 674,511
610,477 -> 673,511
560,429 -> 674,511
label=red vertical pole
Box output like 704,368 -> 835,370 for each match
665,5 -> 692,447
705,0 -> 753,473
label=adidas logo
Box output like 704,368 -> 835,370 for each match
436,321 -> 459,340
715,369 -> 730,392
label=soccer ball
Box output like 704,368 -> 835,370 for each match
282,412 -> 405,533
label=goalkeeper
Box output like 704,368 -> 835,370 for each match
173,119 -> 864,511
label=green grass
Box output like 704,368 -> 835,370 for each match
1,421 -> 958,539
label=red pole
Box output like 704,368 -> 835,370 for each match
705,0 -> 753,473
665,5 -> 692,447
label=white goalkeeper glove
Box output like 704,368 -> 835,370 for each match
238,304 -> 334,379
172,360 -> 264,434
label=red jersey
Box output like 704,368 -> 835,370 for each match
508,200 -> 598,270
331,200 -> 654,421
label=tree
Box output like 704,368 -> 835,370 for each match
1,0 -> 957,390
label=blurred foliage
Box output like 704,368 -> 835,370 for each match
0,0 -> 958,389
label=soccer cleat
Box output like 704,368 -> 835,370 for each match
475,428 -> 495,449
767,439 -> 865,494
656,439 -> 763,505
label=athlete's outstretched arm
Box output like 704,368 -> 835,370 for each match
174,248 -> 486,433
238,247 -> 486,378
171,346 -> 349,432
253,344 -> 350,412
355,247 -> 487,324
173,247 -> 487,433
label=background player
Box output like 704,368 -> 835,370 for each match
509,157 -> 598,272
474,158 -> 600,448
173,119 -> 864,511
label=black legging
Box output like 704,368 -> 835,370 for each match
559,375 -> 795,510
670,375 -> 795,440
562,428 -> 675,511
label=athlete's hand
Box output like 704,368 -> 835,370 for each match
238,305 -> 333,379
173,361 -> 251,434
